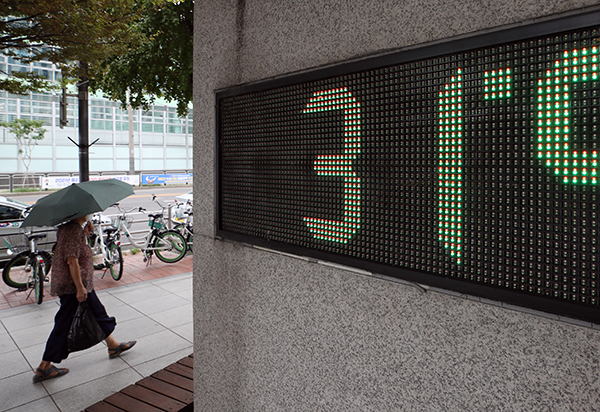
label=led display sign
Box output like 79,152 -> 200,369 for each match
217,13 -> 600,323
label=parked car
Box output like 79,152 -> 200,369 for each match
175,191 -> 193,204
0,195 -> 28,225
0,195 -> 56,267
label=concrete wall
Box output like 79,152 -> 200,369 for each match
193,1 -> 600,410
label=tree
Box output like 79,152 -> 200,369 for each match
0,0 -> 150,94
0,119 -> 47,186
91,0 -> 193,116
0,0 -> 192,116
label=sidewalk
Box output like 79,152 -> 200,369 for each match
0,254 -> 193,412
1,252 -> 193,310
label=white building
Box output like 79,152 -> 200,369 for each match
0,54 -> 193,175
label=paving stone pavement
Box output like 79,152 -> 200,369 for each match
0,254 -> 193,412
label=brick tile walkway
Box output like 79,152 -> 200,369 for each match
0,253 -> 193,310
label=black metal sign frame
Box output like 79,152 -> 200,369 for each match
216,10 -> 600,323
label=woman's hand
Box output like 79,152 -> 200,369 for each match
76,286 -> 88,302
67,256 -> 87,302
84,221 -> 95,236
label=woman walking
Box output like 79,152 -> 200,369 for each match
33,215 -> 136,383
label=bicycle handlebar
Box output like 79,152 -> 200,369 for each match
115,204 -> 140,215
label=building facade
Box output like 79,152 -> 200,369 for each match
0,55 -> 193,175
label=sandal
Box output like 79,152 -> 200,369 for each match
108,340 -> 136,359
32,365 -> 69,383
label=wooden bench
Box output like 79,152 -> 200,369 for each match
82,354 -> 193,412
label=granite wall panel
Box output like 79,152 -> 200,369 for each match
194,1 -> 600,410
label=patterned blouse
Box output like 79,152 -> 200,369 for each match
50,221 -> 94,296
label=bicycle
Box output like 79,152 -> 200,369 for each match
152,195 -> 192,255
2,232 -> 52,304
87,214 -> 124,280
173,200 -> 193,254
113,203 -> 188,264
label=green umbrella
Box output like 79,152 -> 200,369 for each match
22,179 -> 134,227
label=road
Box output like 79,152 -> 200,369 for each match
11,185 -> 192,212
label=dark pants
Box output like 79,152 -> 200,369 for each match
42,290 -> 116,363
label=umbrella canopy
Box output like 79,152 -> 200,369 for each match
22,179 -> 134,227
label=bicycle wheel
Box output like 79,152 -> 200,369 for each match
32,260 -> 44,304
2,251 -> 31,289
153,230 -> 187,263
174,224 -> 193,253
2,251 -> 51,290
107,242 -> 124,281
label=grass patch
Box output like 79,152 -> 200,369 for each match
12,187 -> 41,193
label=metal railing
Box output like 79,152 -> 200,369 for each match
0,173 -> 46,192
0,170 -> 193,193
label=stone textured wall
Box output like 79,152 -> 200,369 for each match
193,1 -> 600,410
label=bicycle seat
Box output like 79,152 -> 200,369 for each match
104,227 -> 118,235
148,213 -> 163,219
28,233 -> 47,240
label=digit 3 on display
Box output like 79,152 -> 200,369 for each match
217,12 -> 600,323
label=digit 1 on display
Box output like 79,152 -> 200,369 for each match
438,69 -> 464,264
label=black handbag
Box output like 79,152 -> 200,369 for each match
67,301 -> 106,352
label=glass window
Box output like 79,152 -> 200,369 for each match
8,65 -> 28,74
32,68 -> 51,79
168,112 -> 182,124
33,61 -> 53,68
31,93 -> 53,102
117,121 -> 138,132
0,204 -> 24,222
31,115 -> 51,126
91,106 -> 112,120
31,101 -> 52,115
91,108 -> 104,119
20,101 -> 31,113
167,125 -> 182,134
